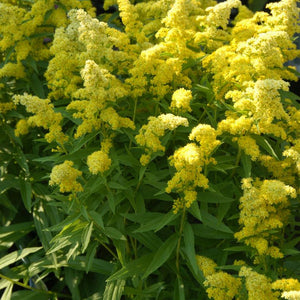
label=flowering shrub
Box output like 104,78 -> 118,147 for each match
0,0 -> 300,299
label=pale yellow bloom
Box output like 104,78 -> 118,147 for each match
282,291 -> 300,300
13,93 -> 67,144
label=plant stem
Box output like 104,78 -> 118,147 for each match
176,206 -> 186,278
129,97 -> 138,149
0,272 -> 72,298
230,146 -> 242,178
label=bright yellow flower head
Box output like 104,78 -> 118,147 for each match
87,151 -> 112,175
204,271 -> 242,300
15,119 -> 29,137
239,266 -> 277,300
196,255 -> 217,277
170,88 -> 192,112
49,161 -> 83,193
13,93 -> 67,144
235,178 -> 296,259
136,114 -> 188,165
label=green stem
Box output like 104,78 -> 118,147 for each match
129,97 -> 138,149
176,207 -> 186,278
230,146 -> 242,178
0,273 -> 72,298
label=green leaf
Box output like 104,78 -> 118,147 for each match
188,201 -> 202,221
1,283 -> 13,300
224,246 -> 252,252
241,153 -> 251,178
134,212 -> 179,233
130,232 -> 162,251
198,192 -> 234,204
108,182 -> 128,190
22,56 -> 38,73
32,154 -> 60,163
30,73 -> 45,99
15,148 -> 29,174
248,0 -> 268,11
280,90 -> 300,109
46,213 -> 81,232
0,247 -> 42,269
19,180 -> 32,212
282,248 -> 300,256
65,268 -> 81,300
107,191 -> 116,214
81,222 -> 94,253
142,234 -> 177,279
183,223 -> 204,282
107,254 -> 153,282
66,256 -> 114,275
174,277 -> 185,300
85,242 -> 98,273
0,222 -> 34,246
201,211 -> 233,234
123,282 -> 164,298
11,290 -> 49,300
33,203 -> 53,251
252,135 -> 279,160
192,224 -> 232,239
70,131 -> 99,154
89,211 -> 104,228
104,227 -> 126,241
103,280 -> 125,300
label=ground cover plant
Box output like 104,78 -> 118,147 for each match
0,0 -> 300,299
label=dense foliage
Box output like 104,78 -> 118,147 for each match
0,0 -> 300,299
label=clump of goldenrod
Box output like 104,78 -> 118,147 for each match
235,178 -> 296,259
49,161 -> 83,193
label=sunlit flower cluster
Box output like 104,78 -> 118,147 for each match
4,0 -> 300,297
167,125 -> 220,212
235,178 -> 296,259
13,93 -> 67,144
136,114 -> 188,165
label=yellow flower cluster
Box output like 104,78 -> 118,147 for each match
87,151 -> 111,175
195,0 -> 241,50
235,178 -> 296,259
167,124 -> 220,212
13,93 -> 67,144
46,8 -> 133,100
0,0 -> 95,80
170,88 -> 192,113
196,255 -> 241,300
87,138 -> 113,175
239,266 -> 278,300
49,160 -> 83,193
136,114 -> 188,165
197,256 -> 300,300
14,119 -> 29,137
195,255 -> 217,277
282,291 -> 300,300
67,59 -> 134,138
272,278 -> 300,292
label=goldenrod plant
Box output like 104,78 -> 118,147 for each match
0,0 -> 300,299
